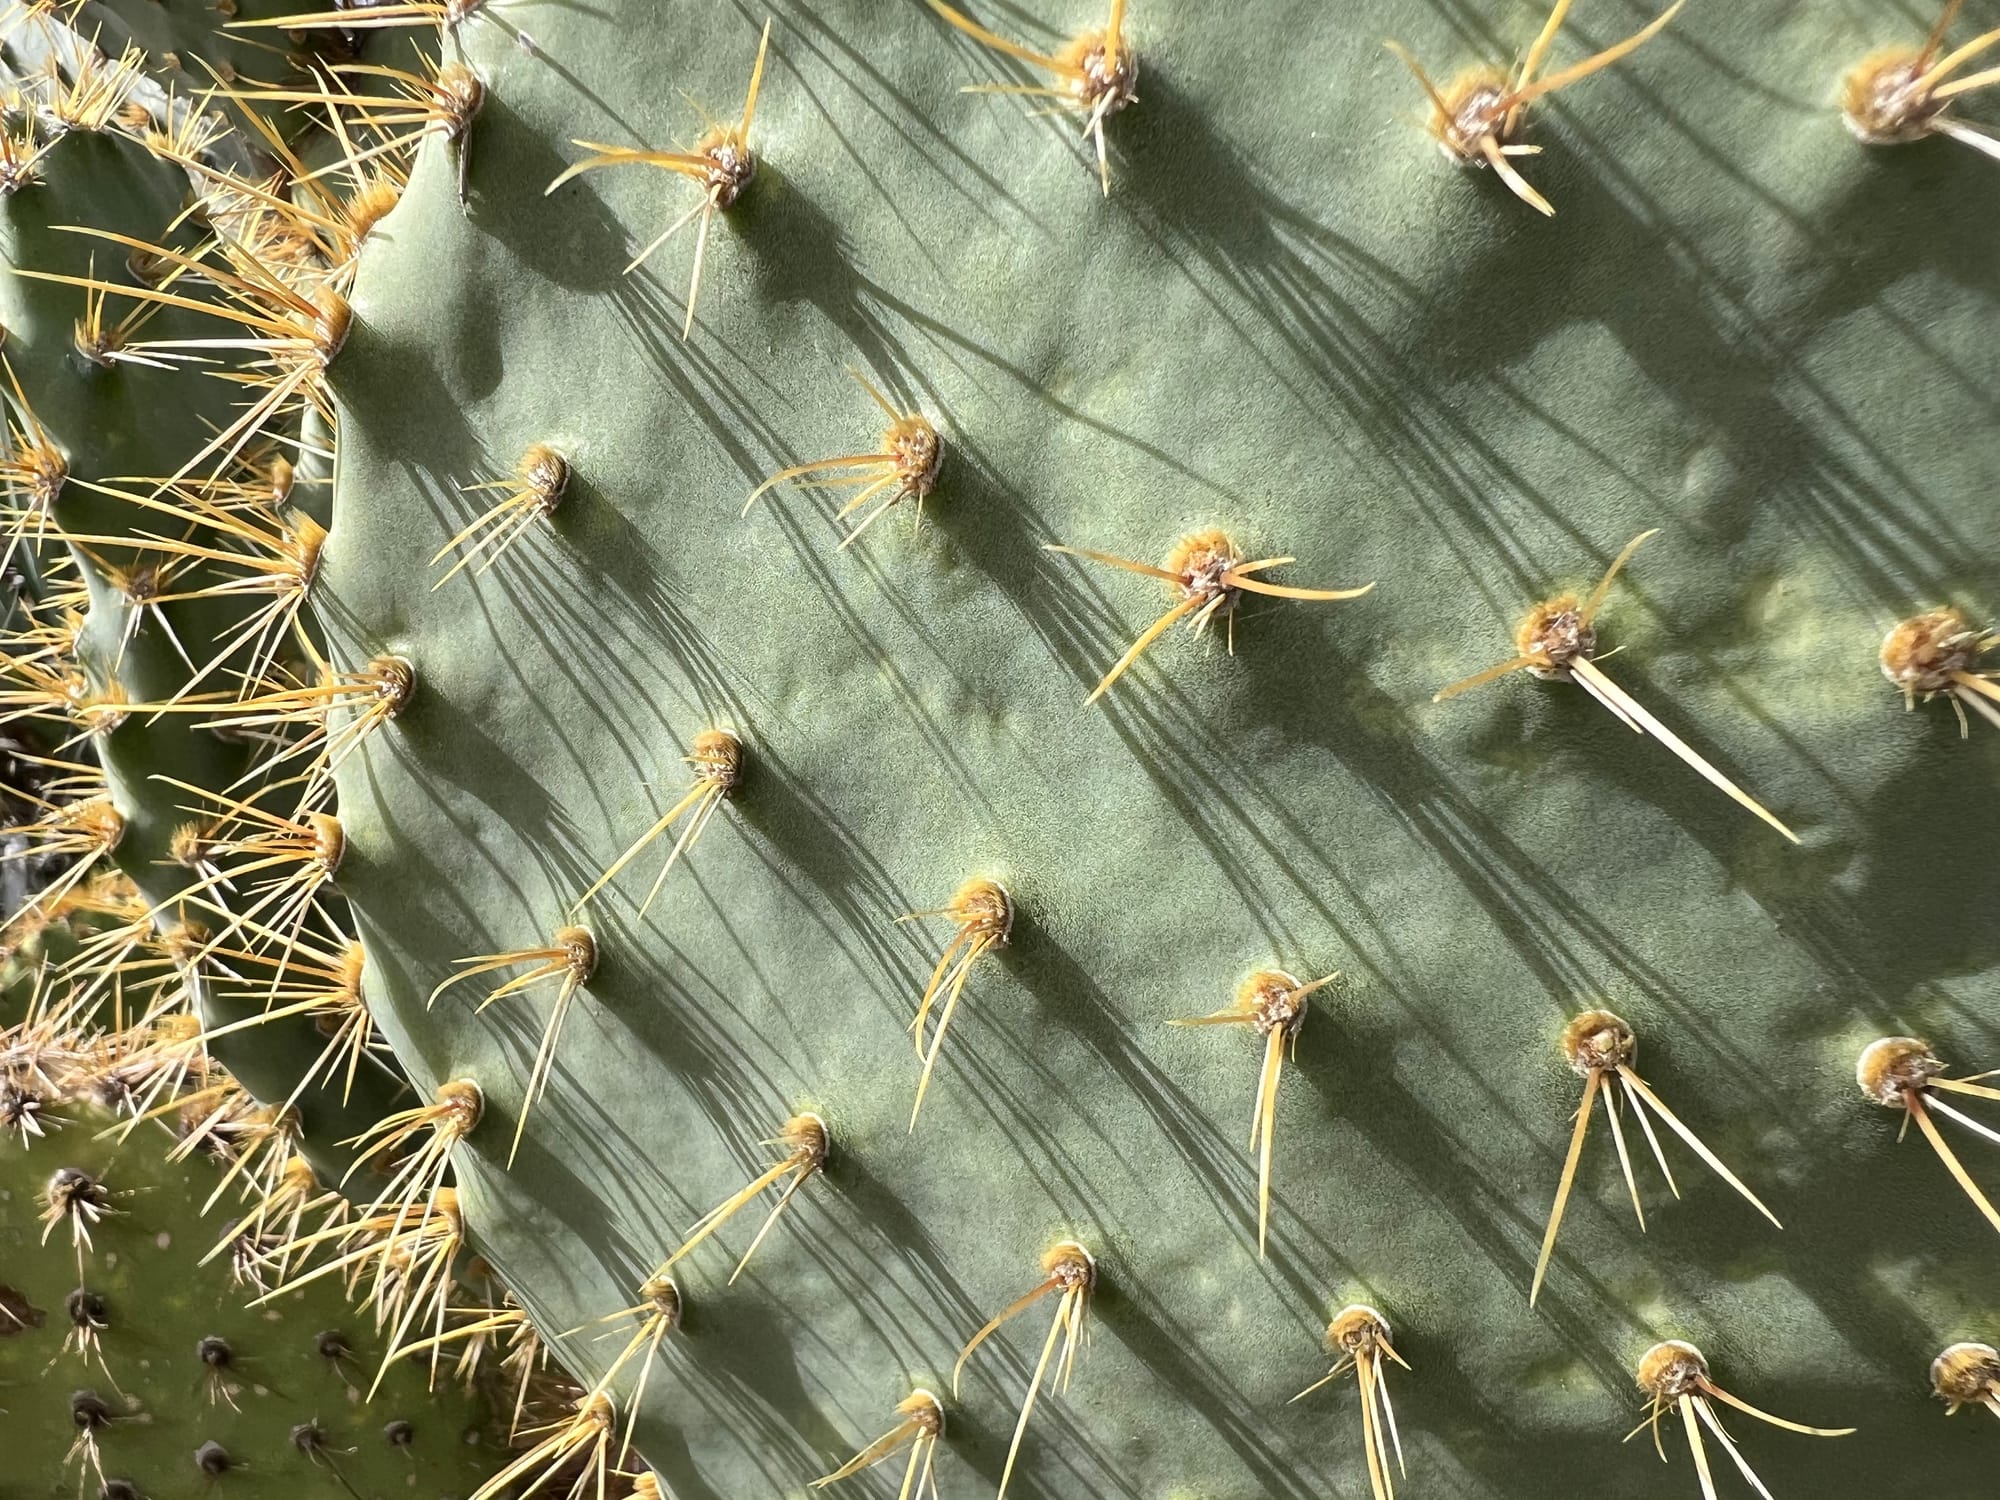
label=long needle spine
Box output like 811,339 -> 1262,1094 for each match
1433,532 -> 1797,843
1629,1341 -> 1852,1495
924,0 -> 1138,194
902,877 -> 1011,1129
1530,1010 -> 1777,1307
544,20 -> 772,336
1859,1036 -> 2000,1235
1170,968 -> 1336,1258
573,729 -> 741,917
953,1241 -> 1094,1500
1387,0 -> 1686,215
658,1112 -> 828,1283
1290,1304 -> 1410,1500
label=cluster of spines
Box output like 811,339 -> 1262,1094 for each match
3,0 -> 1998,1497
0,946 -> 521,1495
0,4 -> 583,1489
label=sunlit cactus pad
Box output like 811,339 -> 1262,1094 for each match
308,0 -> 2000,1494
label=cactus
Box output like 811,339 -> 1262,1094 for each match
0,963 -> 503,1498
0,14 -> 515,1494
0,13 -> 419,1176
61,0 -> 326,89
6,0 -> 2000,1496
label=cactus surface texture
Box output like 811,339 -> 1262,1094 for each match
4,0 -> 1999,1497
0,1059 -> 501,1499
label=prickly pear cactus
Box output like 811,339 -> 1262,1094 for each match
0,1085 -> 501,1500
302,0 -> 2000,1494
0,12 -> 514,1497
0,26 -> 410,1172
7,0 -> 2000,1495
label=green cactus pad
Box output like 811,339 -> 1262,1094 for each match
0,92 -> 415,1174
93,0 -> 2000,1493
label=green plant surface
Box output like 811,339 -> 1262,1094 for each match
0,1102 -> 502,1500
75,0 -> 323,84
0,103 -> 416,1176
289,0 -> 2000,1494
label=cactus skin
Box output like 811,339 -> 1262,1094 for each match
0,19 -> 412,1176
0,1075 -> 501,1497
310,0 -> 2000,1493
73,0 -> 329,87
0,20 -> 524,1498
0,0 -> 1993,1493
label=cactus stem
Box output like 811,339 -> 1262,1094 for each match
1046,528 -> 1373,702
1172,969 -> 1335,1258
1289,1305 -> 1409,1500
572,729 -> 740,916
899,877 -> 1011,1129
954,1240 -> 1094,1500
1628,1340 -> 1853,1496
432,443 -> 570,587
660,1111 -> 828,1283
15,227 -> 347,478
1530,1010 -> 1778,1307
1386,0 -> 1685,216
924,0 -> 1138,196
812,1388 -> 946,1496
545,19 -> 772,336
743,370 -> 943,551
